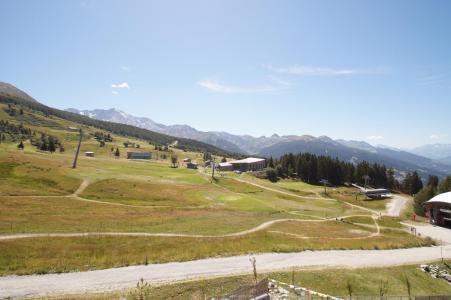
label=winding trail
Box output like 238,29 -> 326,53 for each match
0,215 -> 376,241
1,245 -> 450,298
232,177 -> 333,201
0,177 -> 443,298
72,178 -> 90,196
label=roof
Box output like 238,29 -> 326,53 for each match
127,152 -> 151,155
364,188 -> 390,193
85,151 -> 94,154
219,162 -> 233,167
229,157 -> 266,164
425,192 -> 451,205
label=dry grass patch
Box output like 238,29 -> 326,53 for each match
0,196 -> 294,235
0,154 -> 81,196
81,178 -> 209,207
267,220 -> 376,239
0,228 -> 432,276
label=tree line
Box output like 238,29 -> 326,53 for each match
0,120 -> 33,141
264,152 -> 425,195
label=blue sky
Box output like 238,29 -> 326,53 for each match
1,0 -> 450,148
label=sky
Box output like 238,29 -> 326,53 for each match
1,0 -> 451,148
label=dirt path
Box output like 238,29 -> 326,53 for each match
232,177 -> 333,201
0,215 -> 375,241
230,177 -> 384,216
1,245 -> 449,298
71,178 -> 90,196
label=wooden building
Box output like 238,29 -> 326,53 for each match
424,192 -> 451,228
127,152 -> 152,160
228,157 -> 266,172
186,162 -> 198,169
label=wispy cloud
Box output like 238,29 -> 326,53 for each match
197,79 -> 287,94
264,64 -> 388,76
367,135 -> 384,141
430,134 -> 441,140
111,90 -> 119,95
120,66 -> 131,72
268,75 -> 291,86
111,82 -> 130,89
419,73 -> 451,88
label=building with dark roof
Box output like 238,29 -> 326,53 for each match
127,152 -> 152,160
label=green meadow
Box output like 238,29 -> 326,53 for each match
0,103 -> 433,277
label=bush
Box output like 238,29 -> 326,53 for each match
266,168 -> 279,183
414,185 -> 436,216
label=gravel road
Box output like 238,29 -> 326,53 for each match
1,245 -> 450,298
386,194 -> 408,217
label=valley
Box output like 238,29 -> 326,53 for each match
0,87 -> 449,298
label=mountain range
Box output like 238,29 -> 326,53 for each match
1,81 -> 450,179
0,82 -> 233,157
67,107 -> 451,178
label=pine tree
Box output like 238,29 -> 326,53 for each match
414,185 -> 436,216
268,157 -> 274,168
17,140 -> 24,150
427,175 -> 439,188
438,176 -> 451,193
48,136 -> 56,153
115,148 -> 120,157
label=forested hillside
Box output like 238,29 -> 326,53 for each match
264,152 -> 424,194
0,93 -> 236,157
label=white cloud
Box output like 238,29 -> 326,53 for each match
367,135 -> 384,141
111,82 -> 130,89
197,79 -> 285,94
430,134 -> 440,140
111,90 -> 119,95
263,64 -> 388,76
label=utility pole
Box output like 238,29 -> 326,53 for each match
211,156 -> 215,180
320,179 -> 329,195
363,175 -> 370,189
72,128 -> 83,169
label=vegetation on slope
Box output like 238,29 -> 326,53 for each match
0,95 -> 236,157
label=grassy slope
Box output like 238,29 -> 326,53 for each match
41,262 -> 451,299
0,96 -> 235,156
0,225 -> 430,276
0,102 -> 436,277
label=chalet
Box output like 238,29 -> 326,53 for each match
424,192 -> 451,228
217,162 -> 233,171
127,152 -> 152,160
186,162 -> 198,169
228,157 -> 266,172
85,151 -> 95,157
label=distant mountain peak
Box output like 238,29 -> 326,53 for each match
63,106 -> 451,178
